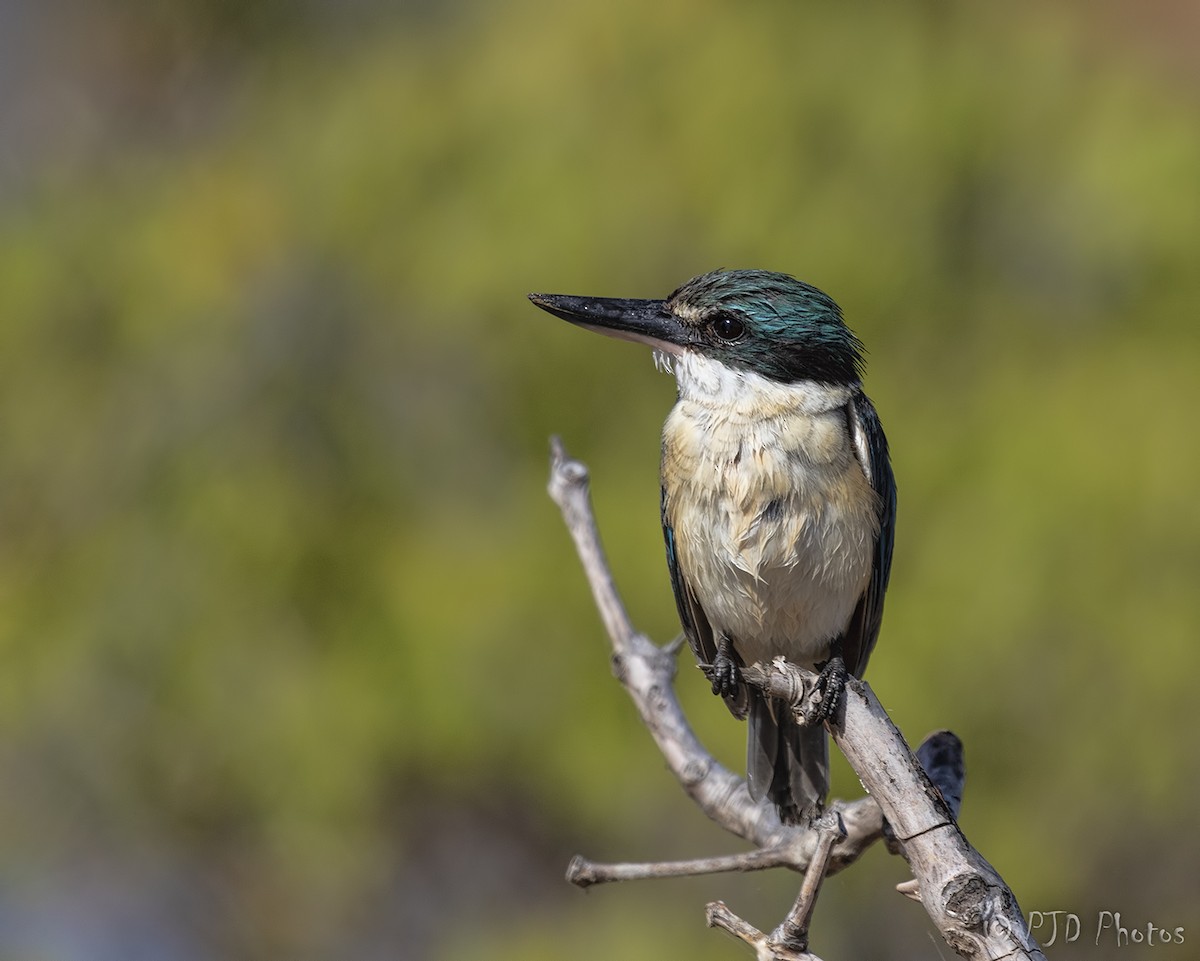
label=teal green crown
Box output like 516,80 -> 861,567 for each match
666,269 -> 864,385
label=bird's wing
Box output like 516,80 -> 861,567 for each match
843,392 -> 897,678
661,486 -> 750,719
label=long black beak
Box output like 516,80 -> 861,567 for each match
527,293 -> 693,352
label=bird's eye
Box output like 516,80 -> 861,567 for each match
711,313 -> 745,341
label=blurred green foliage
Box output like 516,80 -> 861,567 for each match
0,0 -> 1197,958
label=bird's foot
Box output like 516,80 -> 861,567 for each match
811,653 -> 847,724
703,634 -> 742,698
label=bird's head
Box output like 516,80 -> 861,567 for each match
529,269 -> 864,385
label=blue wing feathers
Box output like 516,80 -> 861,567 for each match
844,391 -> 896,678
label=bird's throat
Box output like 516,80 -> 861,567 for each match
670,351 -> 854,418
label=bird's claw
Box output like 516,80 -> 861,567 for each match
704,635 -> 742,698
812,654 -> 847,723
705,651 -> 741,698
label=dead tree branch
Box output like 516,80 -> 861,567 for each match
547,437 -> 1045,961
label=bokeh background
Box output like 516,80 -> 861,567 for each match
1,1 -> 1197,958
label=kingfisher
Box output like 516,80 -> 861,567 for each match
529,269 -> 896,824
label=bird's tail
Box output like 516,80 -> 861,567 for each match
747,695 -> 828,825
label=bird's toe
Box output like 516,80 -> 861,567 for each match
813,655 -> 848,723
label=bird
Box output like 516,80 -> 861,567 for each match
529,269 -> 896,825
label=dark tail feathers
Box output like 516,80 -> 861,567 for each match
746,695 -> 829,825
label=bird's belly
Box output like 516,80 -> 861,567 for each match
663,400 -> 878,668
676,495 -> 873,667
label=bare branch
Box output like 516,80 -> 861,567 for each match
770,813 -> 844,953
745,658 -> 1047,960
706,902 -> 826,961
548,436 -> 783,845
567,847 -> 793,889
